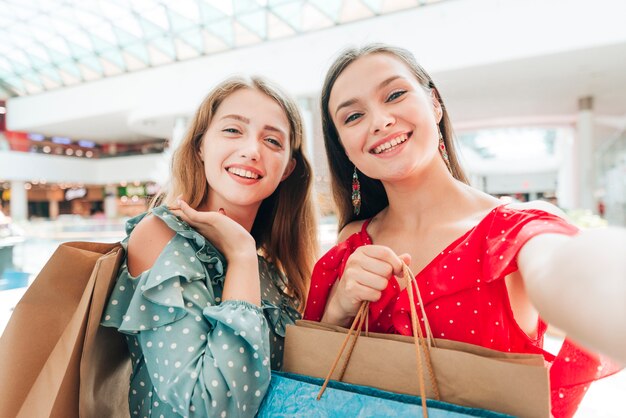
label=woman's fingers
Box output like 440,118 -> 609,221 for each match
177,199 -> 203,223
359,245 -> 406,276
343,266 -> 389,291
353,286 -> 382,303
355,254 -> 394,279
173,199 -> 221,227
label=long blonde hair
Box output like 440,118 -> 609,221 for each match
158,76 -> 318,309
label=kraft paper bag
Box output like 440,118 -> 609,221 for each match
0,241 -> 131,418
283,319 -> 550,418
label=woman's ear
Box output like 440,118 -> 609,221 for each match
430,89 -> 443,123
281,158 -> 296,181
198,144 -> 204,162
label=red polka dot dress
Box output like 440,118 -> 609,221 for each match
304,206 -> 621,418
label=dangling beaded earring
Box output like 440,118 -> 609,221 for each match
351,167 -> 361,215
438,129 -> 453,174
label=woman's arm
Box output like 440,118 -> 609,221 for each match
518,227 -> 626,364
138,285 -> 271,417
172,201 -> 261,306
127,214 -> 271,416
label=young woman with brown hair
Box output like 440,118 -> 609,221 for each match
304,44 -> 624,418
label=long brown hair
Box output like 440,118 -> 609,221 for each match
321,44 -> 469,231
159,76 -> 318,309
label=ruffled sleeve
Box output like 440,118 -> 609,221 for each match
101,206 -> 273,417
481,207 -> 579,282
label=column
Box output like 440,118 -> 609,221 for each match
10,180 -> 27,222
574,96 -> 595,210
49,199 -> 59,220
556,128 -> 576,210
298,97 -> 316,169
104,184 -> 118,219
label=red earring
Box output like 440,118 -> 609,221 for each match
439,129 -> 453,174
352,167 -> 361,215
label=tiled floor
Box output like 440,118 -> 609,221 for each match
0,219 -> 623,417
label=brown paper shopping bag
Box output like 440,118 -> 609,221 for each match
0,241 -> 131,418
284,265 -> 550,418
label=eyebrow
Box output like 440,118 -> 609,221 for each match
222,114 -> 250,123
334,75 -> 403,117
221,114 -> 286,137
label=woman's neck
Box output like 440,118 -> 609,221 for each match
377,161 -> 490,231
200,197 -> 260,233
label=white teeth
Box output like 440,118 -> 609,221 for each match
372,134 -> 408,154
227,167 -> 260,179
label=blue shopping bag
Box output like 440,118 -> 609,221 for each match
258,372 -> 513,418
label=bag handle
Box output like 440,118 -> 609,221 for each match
317,263 -> 440,417
403,263 -> 441,403
405,263 -> 435,347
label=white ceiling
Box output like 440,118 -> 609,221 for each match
6,0 -> 626,143
21,41 -> 626,143
441,42 -> 626,131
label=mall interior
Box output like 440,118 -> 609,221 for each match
0,0 -> 624,416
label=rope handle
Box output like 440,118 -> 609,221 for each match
317,263 -> 441,417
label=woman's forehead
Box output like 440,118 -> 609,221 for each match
329,53 -> 413,107
215,88 -> 289,128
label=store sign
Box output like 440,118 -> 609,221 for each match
118,185 -> 146,197
65,187 -> 87,201
126,185 -> 145,196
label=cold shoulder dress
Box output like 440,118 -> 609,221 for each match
102,205 -> 299,417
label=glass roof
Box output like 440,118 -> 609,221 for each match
0,0 -> 443,97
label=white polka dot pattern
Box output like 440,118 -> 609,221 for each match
101,205 -> 300,417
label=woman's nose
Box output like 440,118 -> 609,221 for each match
370,109 -> 395,135
239,136 -> 260,160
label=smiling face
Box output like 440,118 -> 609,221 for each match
328,52 -> 444,182
200,87 -> 295,211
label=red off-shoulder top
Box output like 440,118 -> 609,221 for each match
304,206 -> 620,417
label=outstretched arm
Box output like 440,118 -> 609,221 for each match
518,227 -> 626,364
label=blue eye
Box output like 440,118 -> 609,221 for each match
223,128 -> 241,134
265,137 -> 283,148
344,113 -> 362,124
386,90 -> 406,102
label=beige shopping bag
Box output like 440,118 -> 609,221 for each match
0,241 -> 131,418
284,265 -> 550,418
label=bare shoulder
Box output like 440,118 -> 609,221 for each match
127,213 -> 176,277
337,219 -> 367,243
506,200 -> 569,220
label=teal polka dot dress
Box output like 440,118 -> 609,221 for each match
101,206 -> 300,417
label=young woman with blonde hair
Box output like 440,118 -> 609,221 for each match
103,76 -> 317,417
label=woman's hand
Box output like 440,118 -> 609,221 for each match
322,245 -> 411,327
171,199 -> 257,262
172,199 -> 261,305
